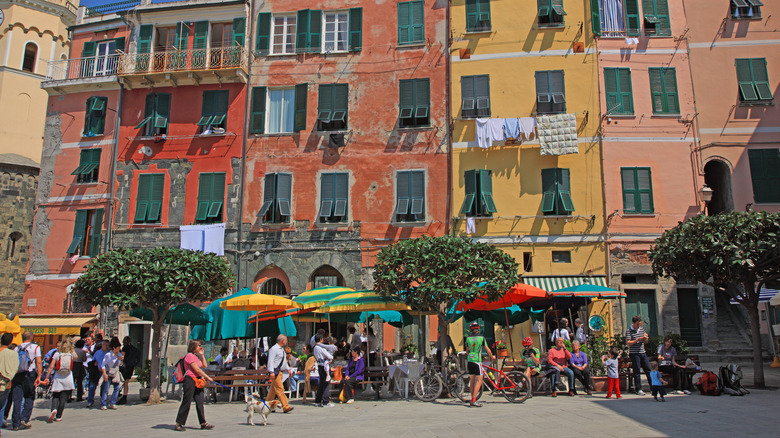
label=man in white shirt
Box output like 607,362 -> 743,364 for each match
313,334 -> 334,407
11,331 -> 42,430
214,347 -> 228,367
266,335 -> 293,413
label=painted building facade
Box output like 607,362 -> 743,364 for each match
450,0 -> 607,352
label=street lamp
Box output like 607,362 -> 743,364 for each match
699,184 -> 713,212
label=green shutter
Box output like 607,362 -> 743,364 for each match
551,0 -> 565,16
136,93 -> 154,130
194,21 -> 209,49
138,25 -> 153,53
625,0 -> 641,36
319,173 -> 334,218
349,8 -> 362,51
541,168 -> 557,213
621,168 -> 637,213
88,209 -> 103,257
233,17 -> 246,47
259,174 -> 274,217
294,83 -> 308,132
604,68 -> 620,114
619,69 -> 634,113
649,68 -> 664,113
67,210 -> 88,254
558,168 -> 574,213
257,13 -> 272,54
409,171 -> 425,215
655,0 -> 671,36
663,68 -> 679,113
636,168 -> 654,213
461,170 -> 477,215
478,0 -> 491,27
296,10 -> 310,53
199,91 -> 215,126
196,173 -> 212,221
82,41 -> 96,58
309,10 -> 322,52
590,0 -> 601,35
399,80 -> 414,119
318,84 -> 333,121
538,0 -> 552,17
751,58 -> 773,101
333,84 -> 348,122
83,97 -> 92,136
736,59 -> 758,101
395,171 -> 410,215
277,173 -> 292,217
175,22 -> 189,50
207,173 -> 225,219
465,0 -> 478,32
114,37 -> 125,52
748,149 -> 780,203
479,169 -> 497,213
334,173 -> 348,217
411,1 -> 425,43
92,97 -> 107,135
250,86 -> 266,134
414,79 -> 430,119
135,174 -> 151,222
154,93 -> 171,129
148,173 -> 165,222
398,2 -> 411,45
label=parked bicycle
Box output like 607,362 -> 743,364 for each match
453,360 -> 531,403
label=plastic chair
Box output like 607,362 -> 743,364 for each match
401,362 -> 422,399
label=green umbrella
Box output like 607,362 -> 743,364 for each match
190,288 -> 256,341
356,311 -> 412,328
130,303 -> 211,326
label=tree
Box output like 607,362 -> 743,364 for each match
71,247 -> 234,403
373,235 -> 520,350
649,211 -> 780,387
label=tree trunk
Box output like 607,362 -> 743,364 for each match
746,303 -> 765,388
148,317 -> 166,404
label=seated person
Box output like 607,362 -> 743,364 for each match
299,345 -> 318,402
546,337 -> 574,397
284,347 -> 301,393
341,347 -> 365,404
230,351 -> 252,370
657,335 -> 691,394
519,337 -> 541,381
568,340 -> 592,395
213,347 -> 228,367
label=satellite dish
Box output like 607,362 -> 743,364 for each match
588,315 -> 605,332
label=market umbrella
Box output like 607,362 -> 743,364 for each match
130,303 -> 211,326
357,311 -> 412,329
247,307 -> 315,324
456,283 -> 548,312
0,313 -> 21,344
190,288 -> 256,341
550,284 -> 626,299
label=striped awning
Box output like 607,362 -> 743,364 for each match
19,314 -> 97,335
523,276 -> 608,292
730,288 -> 780,305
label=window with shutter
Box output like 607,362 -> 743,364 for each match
462,169 -> 496,217
395,170 -> 425,222
195,173 -> 226,224
747,149 -> 780,204
319,173 -> 349,223
317,84 -> 348,131
648,67 -> 679,114
541,168 -> 574,215
535,70 -> 566,114
199,90 -> 229,131
465,0 -> 491,32
294,83 -> 308,132
135,173 -> 165,223
642,0 -> 671,36
66,209 -> 103,257
250,87 -> 266,134
260,173 -> 292,223
735,58 -> 773,103
323,12 -> 348,52
461,75 -> 490,118
399,79 -> 430,128
731,0 -> 762,20
538,0 -> 566,28
398,1 -> 425,45
620,167 -> 654,213
266,15 -> 296,55
72,148 -> 101,184
83,96 -> 108,137
604,68 -> 634,114
349,8 -> 362,51
136,93 -> 170,137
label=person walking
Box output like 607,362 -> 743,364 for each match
43,339 -> 76,422
72,340 -> 87,402
266,335 -> 293,413
465,322 -> 494,408
626,315 -> 652,395
118,336 -> 139,405
0,333 -> 19,435
574,318 -> 586,344
11,331 -> 41,431
313,333 -> 334,407
87,340 -> 109,408
174,341 -> 214,431
100,339 -> 123,410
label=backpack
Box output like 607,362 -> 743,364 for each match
17,344 -> 32,373
172,357 -> 187,384
697,370 -> 721,396
719,364 -> 749,396
55,354 -> 73,376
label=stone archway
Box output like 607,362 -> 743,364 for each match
704,159 -> 734,215
252,265 -> 291,296
309,265 -> 345,289
245,251 -> 360,295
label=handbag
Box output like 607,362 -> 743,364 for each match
338,387 -> 346,403
194,377 -> 206,389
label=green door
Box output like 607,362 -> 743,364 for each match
625,289 -> 658,337
676,288 -> 703,347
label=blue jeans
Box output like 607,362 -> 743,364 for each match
548,366 -> 574,390
87,378 -> 106,405
629,352 -> 652,392
101,381 -> 120,407
290,374 -> 306,393
11,372 -> 36,428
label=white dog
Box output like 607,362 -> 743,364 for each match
245,391 -> 274,426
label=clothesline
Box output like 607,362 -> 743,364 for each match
474,114 -> 579,156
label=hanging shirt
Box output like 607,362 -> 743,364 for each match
504,118 -> 520,139
475,118 -> 491,148
487,118 -> 505,143
518,117 -> 537,140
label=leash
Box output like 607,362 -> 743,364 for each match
210,381 -> 272,410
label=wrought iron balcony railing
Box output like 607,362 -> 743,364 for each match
118,46 -> 247,76
44,54 -> 120,82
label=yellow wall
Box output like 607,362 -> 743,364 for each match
0,2 -> 73,164
450,0 -> 606,277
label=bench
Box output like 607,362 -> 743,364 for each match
634,355 -> 704,391
204,369 -> 271,403
358,367 -> 390,400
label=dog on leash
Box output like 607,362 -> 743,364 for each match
245,391 -> 274,426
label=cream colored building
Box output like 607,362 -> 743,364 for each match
0,0 -> 76,164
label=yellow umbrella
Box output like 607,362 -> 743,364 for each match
318,291 -> 411,313
0,314 -> 22,345
293,286 -> 356,310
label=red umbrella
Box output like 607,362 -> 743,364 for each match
247,307 -> 314,324
457,283 -> 548,312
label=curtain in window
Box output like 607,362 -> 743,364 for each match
268,89 -> 296,133
601,0 -> 625,34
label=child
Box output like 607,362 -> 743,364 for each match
602,348 -> 621,399
650,362 -> 667,401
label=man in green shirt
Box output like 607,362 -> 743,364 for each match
465,322 -> 493,407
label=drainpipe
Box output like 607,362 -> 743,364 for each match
444,0 -> 452,237
105,77 -> 124,252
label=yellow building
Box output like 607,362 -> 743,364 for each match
0,0 -> 75,164
450,0 -> 607,354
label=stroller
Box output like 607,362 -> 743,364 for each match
36,356 -> 54,400
719,364 -> 749,396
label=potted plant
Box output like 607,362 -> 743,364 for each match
401,343 -> 417,359
588,334 -> 629,392
136,360 -> 167,402
494,340 -> 509,358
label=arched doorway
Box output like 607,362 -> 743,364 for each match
309,265 -> 345,289
704,159 -> 734,215
252,265 -> 291,296
259,278 -> 287,295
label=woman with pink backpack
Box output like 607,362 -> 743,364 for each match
42,338 -> 76,422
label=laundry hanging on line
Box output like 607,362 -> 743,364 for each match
537,113 -> 579,156
180,223 -> 225,256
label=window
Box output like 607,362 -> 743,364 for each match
135,93 -> 171,137
198,90 -> 229,132
195,173 -> 225,223
642,0 -> 671,36
535,70 -> 566,114
7,232 -> 22,260
399,78 -> 430,128
648,67 -> 679,114
552,251 -> 571,263
591,0 -> 642,37
71,149 -> 101,184
93,40 -> 118,76
250,85 -> 308,134
259,173 -> 292,223
604,68 -> 634,115
22,43 -> 37,72
153,24 -> 188,71
541,168 -> 574,216
747,149 -> 780,204
731,0 -> 762,19
295,10 -> 322,53
83,96 -> 107,137
398,1 -> 425,45
736,58 -> 773,103
272,16 -> 297,54
460,169 -> 497,217
461,75 -> 490,118
66,209 -> 103,257
263,9 -> 359,54
317,84 -> 348,131
323,12 -> 349,52
621,167 -> 654,213
395,171 -> 425,222
538,0 -> 566,28
134,173 -> 165,223
465,0 -> 491,32
319,173 -> 349,223
523,252 -> 533,272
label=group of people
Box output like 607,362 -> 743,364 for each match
0,330 -> 140,433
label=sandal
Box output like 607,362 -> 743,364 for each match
200,423 -> 215,430
174,424 -> 185,432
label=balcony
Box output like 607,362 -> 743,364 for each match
42,55 -> 121,90
117,46 -> 248,88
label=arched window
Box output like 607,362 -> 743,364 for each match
310,265 -> 344,289
22,43 -> 37,72
259,278 -> 287,295
7,232 -> 22,259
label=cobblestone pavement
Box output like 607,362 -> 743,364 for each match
9,363 -> 779,437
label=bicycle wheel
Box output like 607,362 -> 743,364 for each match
502,371 -> 531,403
454,371 -> 484,402
413,372 -> 443,402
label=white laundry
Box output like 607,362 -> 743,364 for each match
487,118 -> 505,143
203,223 -> 226,256
518,117 -> 537,140
475,118 -> 491,148
624,37 -> 639,46
466,217 -> 476,235
180,225 -> 204,251
536,113 -> 579,156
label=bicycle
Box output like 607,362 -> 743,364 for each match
454,361 -> 531,403
413,356 -> 444,402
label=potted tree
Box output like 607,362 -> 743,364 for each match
494,340 -> 509,358
401,343 -> 418,359
136,360 -> 167,402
